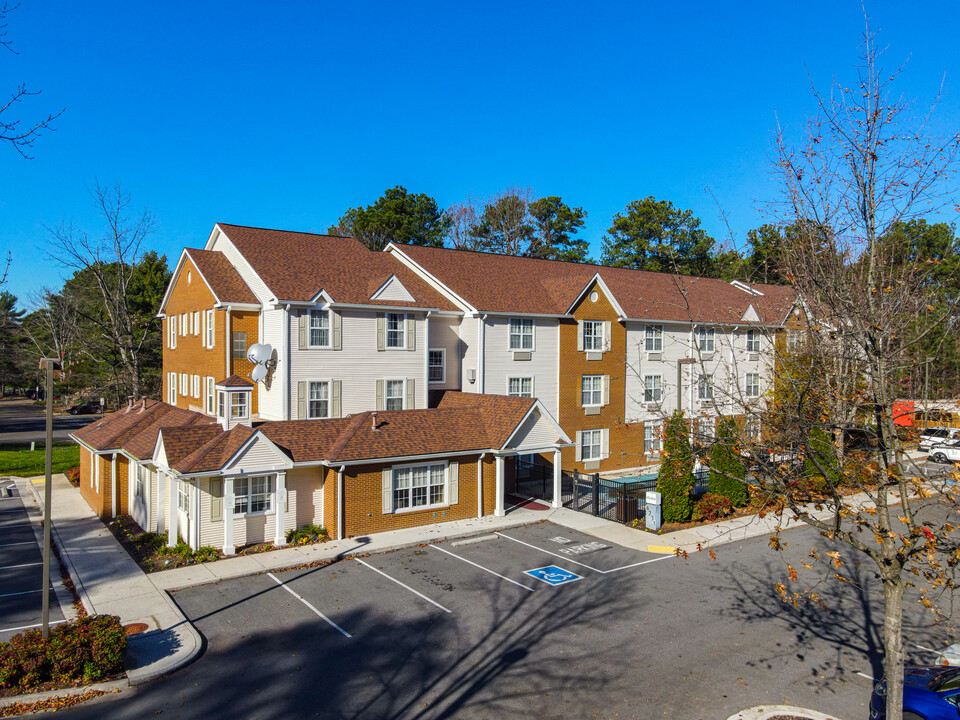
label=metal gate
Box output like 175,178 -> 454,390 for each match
514,457 -> 554,502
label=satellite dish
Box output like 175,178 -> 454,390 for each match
250,364 -> 268,383
247,343 -> 273,365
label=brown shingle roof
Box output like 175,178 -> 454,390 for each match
186,249 -> 258,305
215,223 -> 457,310
217,374 -> 254,387
393,244 -> 796,325
72,399 -> 216,457
171,424 -> 258,473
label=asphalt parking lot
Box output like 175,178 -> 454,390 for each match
0,479 -> 66,641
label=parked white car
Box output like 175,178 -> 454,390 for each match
928,441 -> 960,465
919,427 -> 960,452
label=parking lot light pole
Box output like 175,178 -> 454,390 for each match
39,358 -> 60,640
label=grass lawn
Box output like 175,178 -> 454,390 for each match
0,444 -> 80,476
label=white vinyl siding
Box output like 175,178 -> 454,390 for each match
481,317 -> 559,416
427,316 -> 460,390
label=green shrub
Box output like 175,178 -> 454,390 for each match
286,524 -> 329,545
708,421 -> 749,507
137,532 -> 167,553
805,426 -> 840,488
0,615 -> 126,690
657,410 -> 695,523
692,492 -> 734,522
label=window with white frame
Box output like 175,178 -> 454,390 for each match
644,422 -> 662,454
428,349 -> 445,383
582,375 -> 603,406
385,380 -> 405,410
644,324 -> 663,352
643,375 -> 662,402
393,463 -> 445,511
135,465 -> 146,501
181,313 -> 188,336
234,475 -> 273,514
745,373 -> 760,398
180,373 -> 187,395
193,311 -> 200,335
230,392 -> 248,419
581,429 -> 602,461
746,329 -> 760,353
168,372 -> 177,403
509,318 -> 534,350
205,310 -> 215,348
309,309 -> 331,347
583,320 -> 604,351
386,313 -> 405,348
217,391 -> 225,417
696,326 -> 715,352
508,377 -> 533,397
168,317 -> 177,349
232,331 -> 247,359
192,374 -> 200,399
698,374 -> 714,400
308,380 -> 330,418
177,482 -> 189,512
205,377 -> 215,414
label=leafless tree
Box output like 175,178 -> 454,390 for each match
45,182 -> 156,398
1,3 -> 61,158
444,195 -> 485,251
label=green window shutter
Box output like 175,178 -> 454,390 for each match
603,375 -> 610,405
604,321 -> 612,351
375,379 -> 384,411
405,378 -> 415,410
448,461 -> 459,504
298,312 -> 308,350
406,315 -> 415,351
331,380 -> 342,418
332,310 -> 342,350
575,431 -> 582,462
382,468 -> 393,514
577,320 -> 584,351
376,313 -> 385,351
297,381 -> 307,419
210,478 -> 222,521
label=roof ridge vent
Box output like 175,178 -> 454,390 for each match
730,280 -> 765,297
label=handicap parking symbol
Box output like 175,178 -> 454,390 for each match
524,565 -> 582,586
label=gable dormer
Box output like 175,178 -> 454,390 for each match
216,375 -> 254,430
741,304 -> 761,322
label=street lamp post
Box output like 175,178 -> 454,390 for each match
38,357 -> 60,640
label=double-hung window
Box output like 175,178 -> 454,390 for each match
217,391 -> 225,418
508,377 -> 533,398
385,380 -> 405,410
168,372 -> 177,404
393,464 -> 445,511
193,311 -> 200,336
308,380 -> 330,418
206,377 -> 215,414
428,350 -> 445,383
643,375 -> 662,403
135,465 -> 146,502
583,320 -> 604,351
696,327 -> 715,352
177,482 -> 189,512
205,309 -> 215,348
168,317 -> 177,349
180,313 -> 188,336
232,331 -> 247,359
644,423 -> 662,454
230,392 -> 248,419
234,475 -> 273,514
698,374 -> 714,400
581,429 -> 602,461
644,325 -> 662,352
309,310 -> 330,347
745,373 -> 760,398
582,375 -> 603,407
386,313 -> 405,348
745,329 -> 760,353
509,318 -> 534,350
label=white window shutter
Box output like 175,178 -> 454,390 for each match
603,375 -> 610,405
575,431 -> 582,462
376,379 -> 384,411
382,468 -> 393,514
448,461 -> 459,504
376,313 -> 385,351
604,321 -> 612,351
201,311 -> 207,348
405,378 -> 415,409
297,381 -> 306,419
406,315 -> 415,351
332,310 -> 342,350
210,478 -> 222,521
577,320 -> 584,351
602,428 -> 610,459
331,380 -> 342,418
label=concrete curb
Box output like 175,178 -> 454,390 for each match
727,705 -> 842,720
0,678 -> 129,711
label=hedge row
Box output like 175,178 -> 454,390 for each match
0,615 -> 126,690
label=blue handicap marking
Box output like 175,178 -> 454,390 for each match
524,565 -> 583,586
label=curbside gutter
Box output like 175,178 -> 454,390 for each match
727,705 -> 842,720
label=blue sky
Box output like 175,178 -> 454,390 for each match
2,1 -> 958,304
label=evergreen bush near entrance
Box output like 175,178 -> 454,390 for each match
657,410 -> 695,523
708,421 -> 749,507
805,425 -> 840,488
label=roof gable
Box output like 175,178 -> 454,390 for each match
502,402 -> 570,451
741,304 -> 760,322
370,275 -> 414,303
221,432 -> 293,474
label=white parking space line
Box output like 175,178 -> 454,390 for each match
855,671 -> 874,681
494,531 -> 675,575
354,559 -> 452,614
0,588 -> 44,599
0,541 -> 35,548
267,572 -> 352,638
429,544 -> 535,592
0,562 -> 41,571
0,619 -> 67,634
912,642 -> 938,653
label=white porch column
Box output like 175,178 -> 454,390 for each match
336,468 -> 344,540
494,455 -> 505,517
110,455 -> 117,518
157,471 -> 166,534
476,454 -> 485,518
145,469 -> 152,532
191,481 -> 200,551
223,476 -> 235,555
274,472 -> 287,546
552,449 -> 562,509
167,474 -> 179,547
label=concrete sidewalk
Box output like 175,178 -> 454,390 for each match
25,474 -> 202,686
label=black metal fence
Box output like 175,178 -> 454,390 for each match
515,457 -> 553,502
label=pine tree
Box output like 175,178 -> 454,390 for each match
708,421 -> 749,507
656,410 -> 695,522
805,425 -> 840,487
